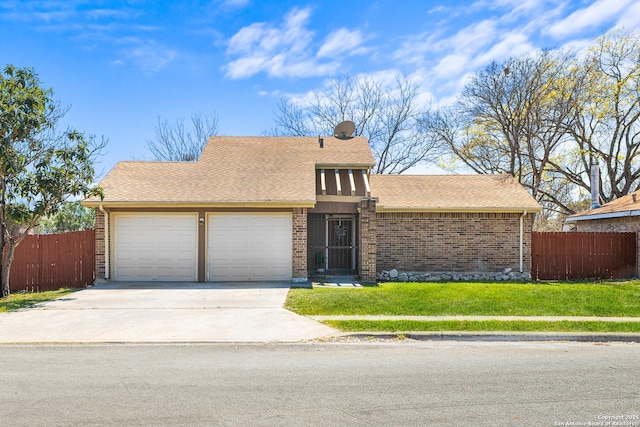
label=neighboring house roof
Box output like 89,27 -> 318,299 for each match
370,174 -> 541,212
566,190 -> 640,222
84,136 -> 374,207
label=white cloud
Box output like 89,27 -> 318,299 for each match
431,54 -> 469,79
557,37 -> 594,57
448,19 -> 499,53
317,28 -> 366,58
245,7 -> 311,54
471,0 -> 546,19
358,69 -> 405,89
392,0 -> 581,108
225,7 -> 367,79
225,7 -> 314,78
472,31 -> 536,66
394,19 -> 499,67
546,0 -> 634,38
615,1 -> 640,30
285,69 -> 408,107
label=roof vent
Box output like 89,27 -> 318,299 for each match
633,193 -> 637,203
318,137 -> 324,148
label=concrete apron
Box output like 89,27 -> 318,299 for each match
0,282 -> 337,343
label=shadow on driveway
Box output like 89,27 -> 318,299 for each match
91,281 -> 292,290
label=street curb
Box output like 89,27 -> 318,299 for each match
342,332 -> 640,343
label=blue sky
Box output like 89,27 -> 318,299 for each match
2,0 -> 640,175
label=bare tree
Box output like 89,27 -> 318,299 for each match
145,112 -> 219,161
272,74 -> 442,174
424,51 -> 579,216
422,29 -> 640,229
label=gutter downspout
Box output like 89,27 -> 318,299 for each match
98,204 -> 109,280
520,210 -> 527,273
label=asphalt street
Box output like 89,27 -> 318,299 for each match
1,341 -> 638,426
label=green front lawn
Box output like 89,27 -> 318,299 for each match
286,281 -> 640,317
325,320 -> 640,333
0,289 -> 75,312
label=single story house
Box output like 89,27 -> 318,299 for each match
83,136 -> 541,283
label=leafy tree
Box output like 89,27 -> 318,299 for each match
145,112 -> 219,161
424,29 -> 640,229
272,74 -> 442,174
40,201 -> 95,233
550,29 -> 640,203
0,65 -> 104,297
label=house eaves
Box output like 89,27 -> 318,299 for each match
565,209 -> 640,222
82,200 -> 317,209
375,206 -> 542,213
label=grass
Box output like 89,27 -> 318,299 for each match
0,289 -> 76,312
286,281 -> 640,317
324,320 -> 640,333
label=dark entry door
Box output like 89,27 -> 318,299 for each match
327,218 -> 354,273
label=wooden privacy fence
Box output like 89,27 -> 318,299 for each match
9,229 -> 95,292
531,232 -> 637,280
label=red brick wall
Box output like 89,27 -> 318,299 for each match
376,212 -> 533,272
292,208 -> 308,281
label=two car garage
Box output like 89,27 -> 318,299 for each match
112,213 -> 293,282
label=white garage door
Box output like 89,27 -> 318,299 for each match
208,213 -> 292,281
113,214 -> 197,281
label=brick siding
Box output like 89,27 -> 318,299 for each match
94,208 -> 106,280
358,198 -> 377,282
376,212 -> 532,273
292,208 -> 308,281
575,216 -> 640,233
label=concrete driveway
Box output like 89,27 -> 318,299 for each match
0,282 -> 337,343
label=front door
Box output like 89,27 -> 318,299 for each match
327,218 -> 355,273
307,213 -> 358,275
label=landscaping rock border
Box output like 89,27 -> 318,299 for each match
377,268 -> 532,282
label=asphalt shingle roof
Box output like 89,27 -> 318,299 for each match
370,174 -> 541,212
85,136 -> 540,212
85,136 -> 374,206
568,190 -> 640,219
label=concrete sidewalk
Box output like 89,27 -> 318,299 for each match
0,282 -> 337,343
308,315 -> 640,322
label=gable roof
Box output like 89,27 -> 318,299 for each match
84,136 -> 374,207
198,136 -> 375,168
370,174 -> 541,212
566,190 -> 640,222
